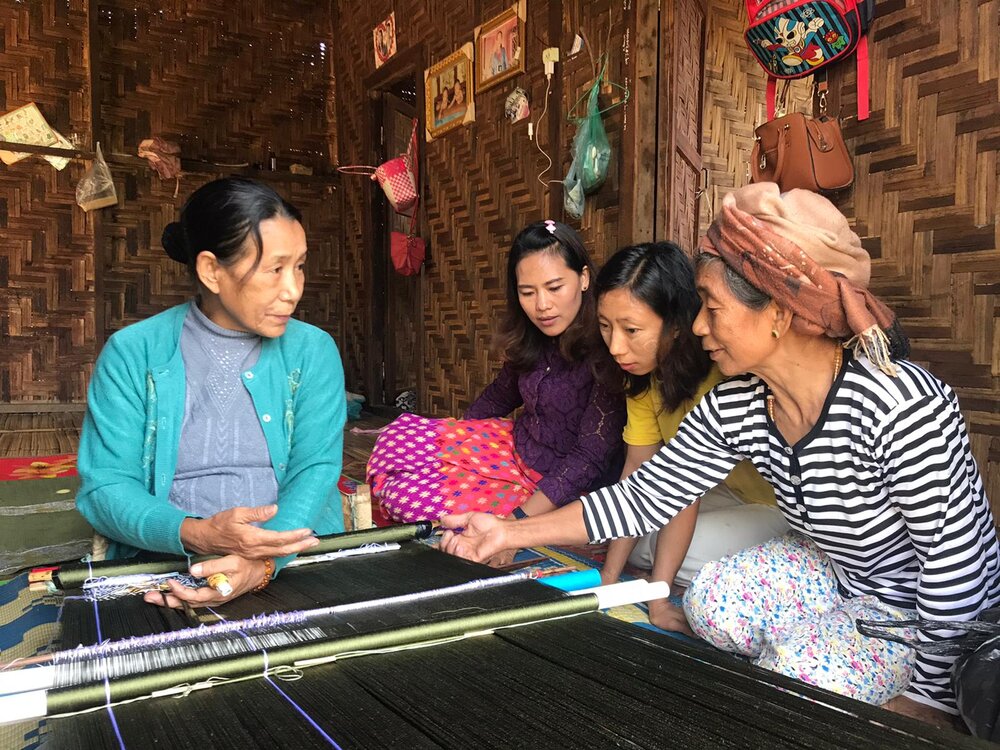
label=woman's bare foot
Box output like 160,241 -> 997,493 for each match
647,598 -> 695,636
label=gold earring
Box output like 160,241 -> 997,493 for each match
771,328 -> 779,339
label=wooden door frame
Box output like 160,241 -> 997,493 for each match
361,46 -> 426,415
621,0 -> 709,249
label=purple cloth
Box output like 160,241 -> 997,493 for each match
464,344 -> 625,506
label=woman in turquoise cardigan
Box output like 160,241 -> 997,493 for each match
77,177 -> 347,608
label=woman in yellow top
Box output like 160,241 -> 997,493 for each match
595,242 -> 787,632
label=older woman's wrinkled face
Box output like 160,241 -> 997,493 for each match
200,216 -> 307,338
692,261 -> 775,376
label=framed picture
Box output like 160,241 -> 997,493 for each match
424,43 -> 476,141
475,1 -> 526,93
373,12 -> 397,69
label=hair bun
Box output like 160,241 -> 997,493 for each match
161,222 -> 188,264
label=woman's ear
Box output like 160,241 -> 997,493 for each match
581,265 -> 591,292
195,251 -> 223,294
772,303 -> 794,338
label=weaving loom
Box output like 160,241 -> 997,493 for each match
0,526 -> 987,750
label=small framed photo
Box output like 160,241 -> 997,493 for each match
475,1 -> 526,93
424,43 -> 476,141
373,12 -> 397,69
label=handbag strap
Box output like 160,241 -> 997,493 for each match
770,122 -> 790,183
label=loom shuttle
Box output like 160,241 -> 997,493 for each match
537,569 -> 601,592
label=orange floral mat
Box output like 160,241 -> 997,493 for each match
0,454 -> 78,481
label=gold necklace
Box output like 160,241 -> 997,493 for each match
767,345 -> 843,422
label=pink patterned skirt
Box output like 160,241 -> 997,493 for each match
366,413 -> 542,522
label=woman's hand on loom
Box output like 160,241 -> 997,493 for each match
180,504 -> 319,559
438,512 -> 510,563
142,555 -> 266,609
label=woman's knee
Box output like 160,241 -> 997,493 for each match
755,604 -> 914,705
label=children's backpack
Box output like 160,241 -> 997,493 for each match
744,1 -> 875,121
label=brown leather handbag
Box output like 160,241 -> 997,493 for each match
750,111 -> 854,194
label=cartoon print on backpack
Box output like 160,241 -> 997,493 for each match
743,0 -> 876,120
757,16 -> 827,70
823,27 -> 847,52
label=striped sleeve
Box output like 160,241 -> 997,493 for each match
581,391 -> 742,542
877,388 -> 998,712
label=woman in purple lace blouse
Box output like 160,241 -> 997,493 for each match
463,220 -> 626,517
368,220 -> 624,527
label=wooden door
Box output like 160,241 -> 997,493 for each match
657,0 -> 709,252
368,85 -> 423,411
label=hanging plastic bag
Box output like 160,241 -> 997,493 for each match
561,59 -> 627,217
575,81 -> 611,194
563,154 -> 585,219
76,143 -> 118,212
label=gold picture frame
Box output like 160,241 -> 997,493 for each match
475,1 -> 526,93
424,43 -> 476,141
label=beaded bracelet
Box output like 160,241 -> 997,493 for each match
251,558 -> 275,593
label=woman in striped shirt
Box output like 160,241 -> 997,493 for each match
440,183 -> 1000,728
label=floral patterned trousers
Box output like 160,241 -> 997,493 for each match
683,532 -> 915,705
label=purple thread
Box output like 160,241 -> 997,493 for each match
261,649 -> 344,749
211,607 -> 343,750
87,560 -> 127,750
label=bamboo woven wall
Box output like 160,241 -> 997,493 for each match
0,0 -> 96,403
95,0 -> 336,168
826,0 -> 1000,507
333,1 -> 630,417
698,0 -> 811,235
1,0 -> 345,403
93,0 -> 344,358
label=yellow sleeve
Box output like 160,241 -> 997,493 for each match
724,461 -> 778,506
622,369 -> 775,506
622,388 -> 664,446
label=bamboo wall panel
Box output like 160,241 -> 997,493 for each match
699,0 -> 811,235
2,1 -> 344,403
0,0 -> 96,403
826,0 -> 1000,511
419,0 -> 553,416
91,2 -> 348,381
334,1 -> 630,416
94,0 -> 336,168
